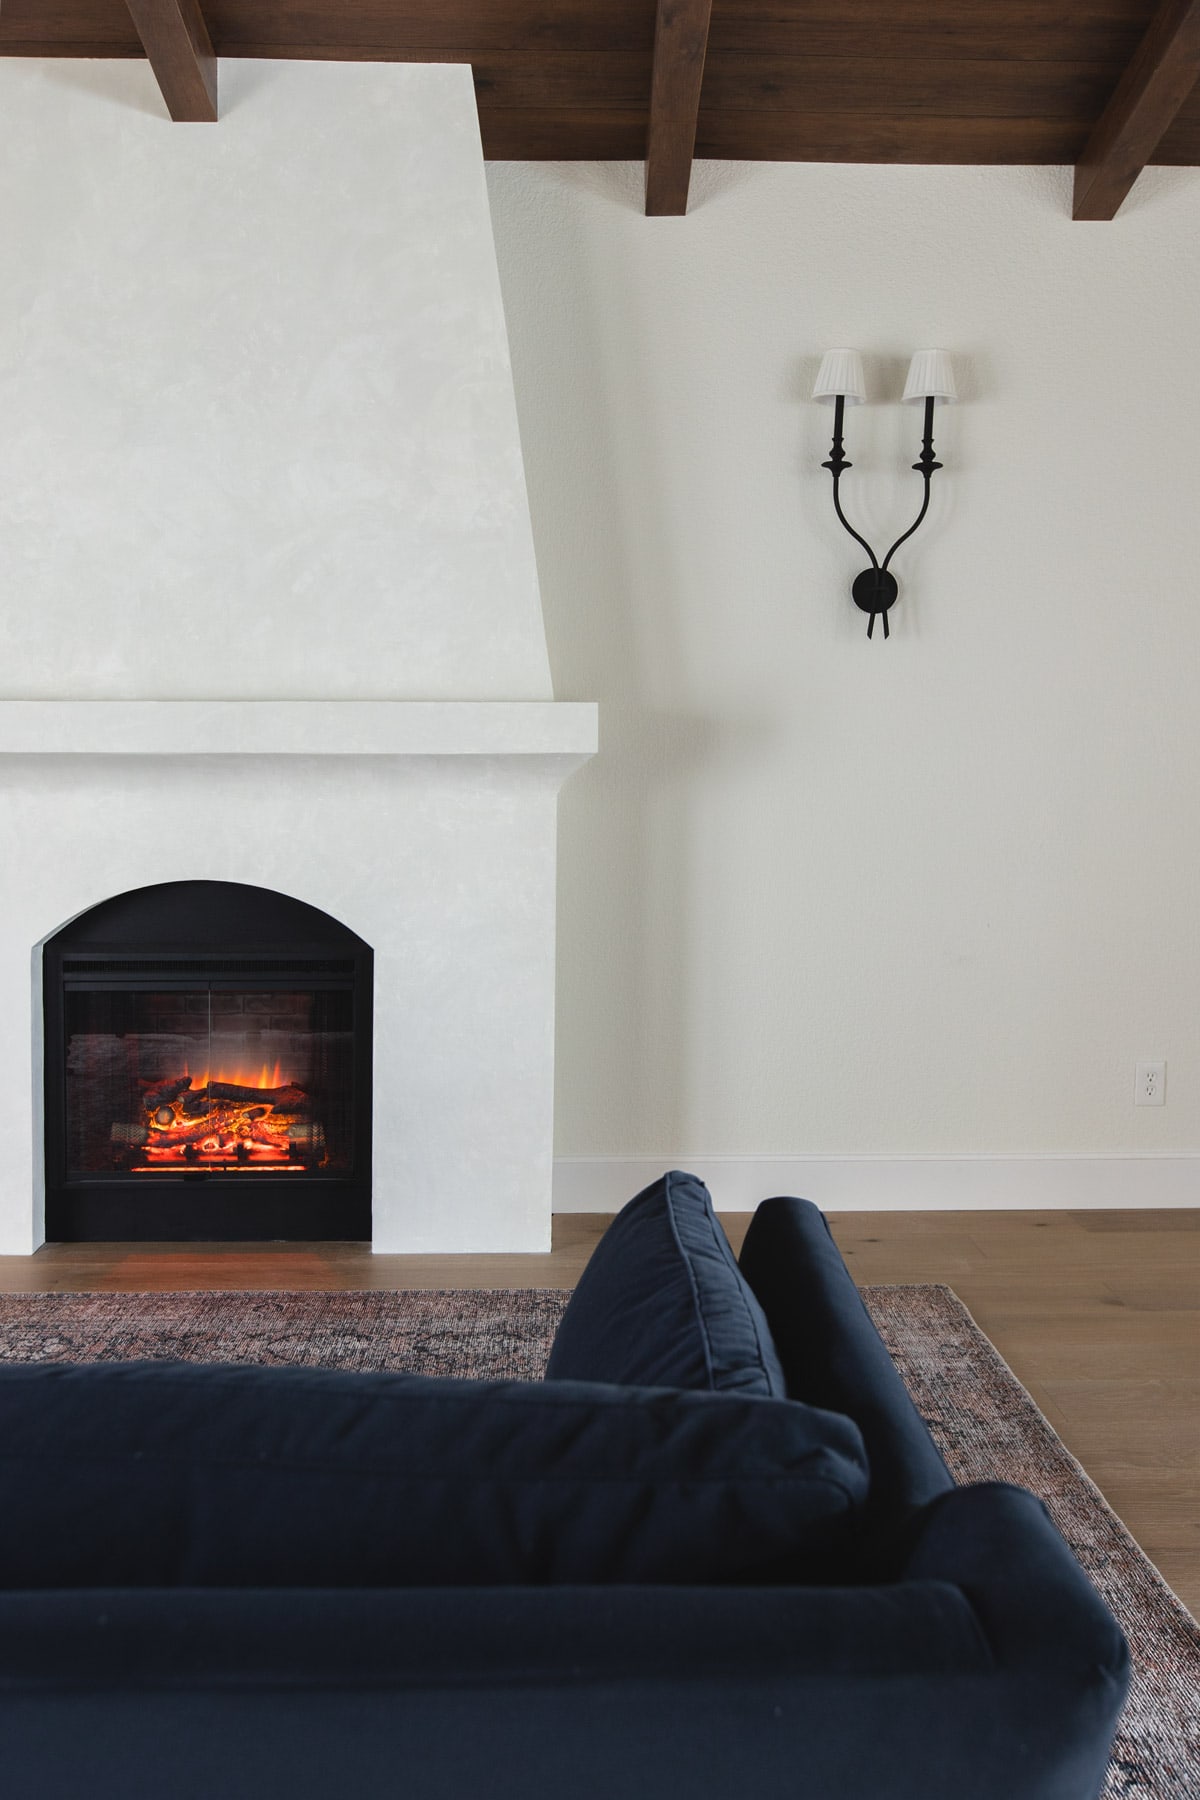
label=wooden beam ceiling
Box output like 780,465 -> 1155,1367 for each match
644,0 -> 713,215
6,0 -> 1200,211
1074,0 -> 1200,217
123,0 -> 218,121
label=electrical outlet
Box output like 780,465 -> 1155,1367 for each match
1135,1061 -> 1166,1107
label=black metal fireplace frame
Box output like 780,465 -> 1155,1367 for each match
42,882 -> 372,1243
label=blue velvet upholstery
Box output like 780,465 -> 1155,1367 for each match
0,1188 -> 1129,1799
0,1486 -> 1128,1800
738,1194 -> 954,1527
0,1359 -> 866,1588
545,1169 -> 787,1394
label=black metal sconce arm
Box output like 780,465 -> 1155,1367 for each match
822,394 -> 942,640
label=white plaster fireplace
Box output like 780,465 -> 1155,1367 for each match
0,700 -> 593,1254
0,63 -> 596,1253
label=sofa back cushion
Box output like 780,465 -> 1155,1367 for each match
0,1360 -> 867,1588
545,1170 -> 787,1396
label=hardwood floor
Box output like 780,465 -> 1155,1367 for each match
1,1209 -> 1196,1614
821,1208 -> 1200,1617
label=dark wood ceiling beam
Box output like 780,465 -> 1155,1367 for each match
123,0 -> 217,120
645,0 -> 713,215
1073,0 -> 1200,218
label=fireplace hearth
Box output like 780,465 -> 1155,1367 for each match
43,881 -> 372,1242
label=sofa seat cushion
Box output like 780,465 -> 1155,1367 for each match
545,1170 -> 787,1396
0,1360 -> 867,1588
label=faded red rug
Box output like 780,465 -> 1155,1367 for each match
0,1283 -> 1195,1799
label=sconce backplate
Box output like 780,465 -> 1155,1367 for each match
851,568 -> 899,615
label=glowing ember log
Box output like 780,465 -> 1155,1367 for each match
174,1082 -> 309,1117
114,1072 -> 324,1170
142,1075 -> 193,1113
207,1082 -> 309,1110
145,1112 -> 238,1149
249,1120 -> 291,1149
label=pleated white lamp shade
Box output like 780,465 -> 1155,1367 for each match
902,349 -> 957,404
813,348 -> 867,405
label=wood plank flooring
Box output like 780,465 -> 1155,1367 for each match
819,1209 -> 1200,1615
0,1209 -> 1195,1614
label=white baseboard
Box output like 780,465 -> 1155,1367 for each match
552,1154 -> 1200,1213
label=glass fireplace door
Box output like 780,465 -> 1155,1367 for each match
43,882 -> 372,1243
63,983 -> 355,1180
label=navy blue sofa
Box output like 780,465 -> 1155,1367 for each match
0,1194 -> 1129,1799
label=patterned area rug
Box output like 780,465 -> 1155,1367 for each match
0,1282 -> 1195,1800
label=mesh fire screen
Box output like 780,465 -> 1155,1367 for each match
43,882 -> 372,1242
64,980 -> 355,1180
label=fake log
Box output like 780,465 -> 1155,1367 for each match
114,1083 -> 317,1157
143,1109 -> 295,1149
207,1082 -> 308,1110
165,1081 -> 309,1113
287,1123 -> 326,1155
142,1075 -> 193,1113
142,1113 -> 231,1149
249,1121 -> 292,1149
111,1122 -> 149,1147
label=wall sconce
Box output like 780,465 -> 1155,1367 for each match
814,349 -> 957,639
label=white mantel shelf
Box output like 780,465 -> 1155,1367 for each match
0,701 -> 598,762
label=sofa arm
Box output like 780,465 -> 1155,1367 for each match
738,1195 -> 953,1523
903,1481 -> 1130,1681
900,1481 -> 1129,1800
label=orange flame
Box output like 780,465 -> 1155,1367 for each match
182,1061 -> 289,1091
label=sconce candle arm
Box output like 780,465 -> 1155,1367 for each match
822,395 -> 881,573
829,477 -> 882,572
818,390 -> 947,638
880,396 -> 942,574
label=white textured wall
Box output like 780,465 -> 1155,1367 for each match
0,60 -> 551,701
486,160 -> 1200,1168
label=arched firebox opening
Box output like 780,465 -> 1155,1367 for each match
42,881 -> 372,1242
